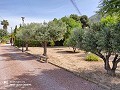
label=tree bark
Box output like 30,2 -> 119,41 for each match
104,59 -> 111,70
26,43 -> 28,51
104,60 -> 116,76
43,42 -> 47,56
97,52 -> 117,76
112,54 -> 118,70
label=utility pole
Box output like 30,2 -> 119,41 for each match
21,17 -> 25,52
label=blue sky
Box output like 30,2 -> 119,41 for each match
0,0 -> 100,32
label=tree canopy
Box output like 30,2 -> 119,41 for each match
1,20 -> 9,30
80,15 -> 90,29
34,20 -> 67,56
64,28 -> 84,52
0,29 -> 7,40
76,16 -> 120,76
61,15 -> 82,39
98,0 -> 120,15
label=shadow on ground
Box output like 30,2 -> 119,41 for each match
0,46 -> 37,61
56,51 -> 80,54
2,68 -> 107,90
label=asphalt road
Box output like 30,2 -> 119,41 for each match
0,44 -> 106,90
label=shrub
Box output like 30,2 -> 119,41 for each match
50,40 -> 55,47
14,39 -> 41,47
85,53 -> 99,61
1,36 -> 9,43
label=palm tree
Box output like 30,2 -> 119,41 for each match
1,20 -> 9,31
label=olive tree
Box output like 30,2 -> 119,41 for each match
35,20 -> 67,56
64,28 -> 84,52
77,16 -> 120,76
98,0 -> 120,15
16,23 -> 38,51
82,25 -> 119,76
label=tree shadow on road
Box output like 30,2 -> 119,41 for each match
1,68 -> 107,90
0,52 -> 36,61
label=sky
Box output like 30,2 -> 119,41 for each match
0,0 -> 100,32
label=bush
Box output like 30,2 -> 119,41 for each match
1,36 -> 9,43
50,40 -> 55,46
85,53 -> 99,61
14,39 -> 41,47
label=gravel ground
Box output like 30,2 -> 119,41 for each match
25,46 -> 120,90
0,44 -> 106,90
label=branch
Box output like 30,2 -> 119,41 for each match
116,58 -> 120,64
106,51 -> 111,61
112,54 -> 118,62
95,51 -> 106,61
112,55 -> 119,70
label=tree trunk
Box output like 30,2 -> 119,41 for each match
26,43 -> 28,51
43,42 -> 47,56
97,52 -> 118,76
107,69 -> 116,76
73,47 -> 76,53
105,61 -> 116,76
104,57 -> 118,76
103,56 -> 115,76
104,59 -> 111,70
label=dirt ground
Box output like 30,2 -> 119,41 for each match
25,46 -> 120,90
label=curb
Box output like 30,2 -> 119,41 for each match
48,62 -> 111,90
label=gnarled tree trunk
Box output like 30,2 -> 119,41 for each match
96,52 -> 119,76
104,54 -> 119,76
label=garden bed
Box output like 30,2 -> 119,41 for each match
24,46 -> 120,90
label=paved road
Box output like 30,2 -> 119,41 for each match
0,44 -> 106,90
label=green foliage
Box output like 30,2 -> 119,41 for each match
81,16 -> 120,54
16,23 -> 39,42
34,20 -> 67,56
50,40 -> 55,47
1,20 -> 9,30
70,14 -> 80,22
98,0 -> 120,15
64,28 -> 84,52
35,20 -> 67,43
0,29 -> 7,38
80,15 -> 90,29
76,15 -> 120,75
14,39 -> 40,47
61,15 -> 82,39
100,15 -> 119,26
0,29 -> 8,43
14,25 -> 17,34
14,39 -> 23,47
81,29 -> 98,53
86,53 -> 99,61
91,22 -> 101,31
1,35 -> 9,43
48,20 -> 67,41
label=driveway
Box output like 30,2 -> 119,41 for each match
0,44 -> 106,90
